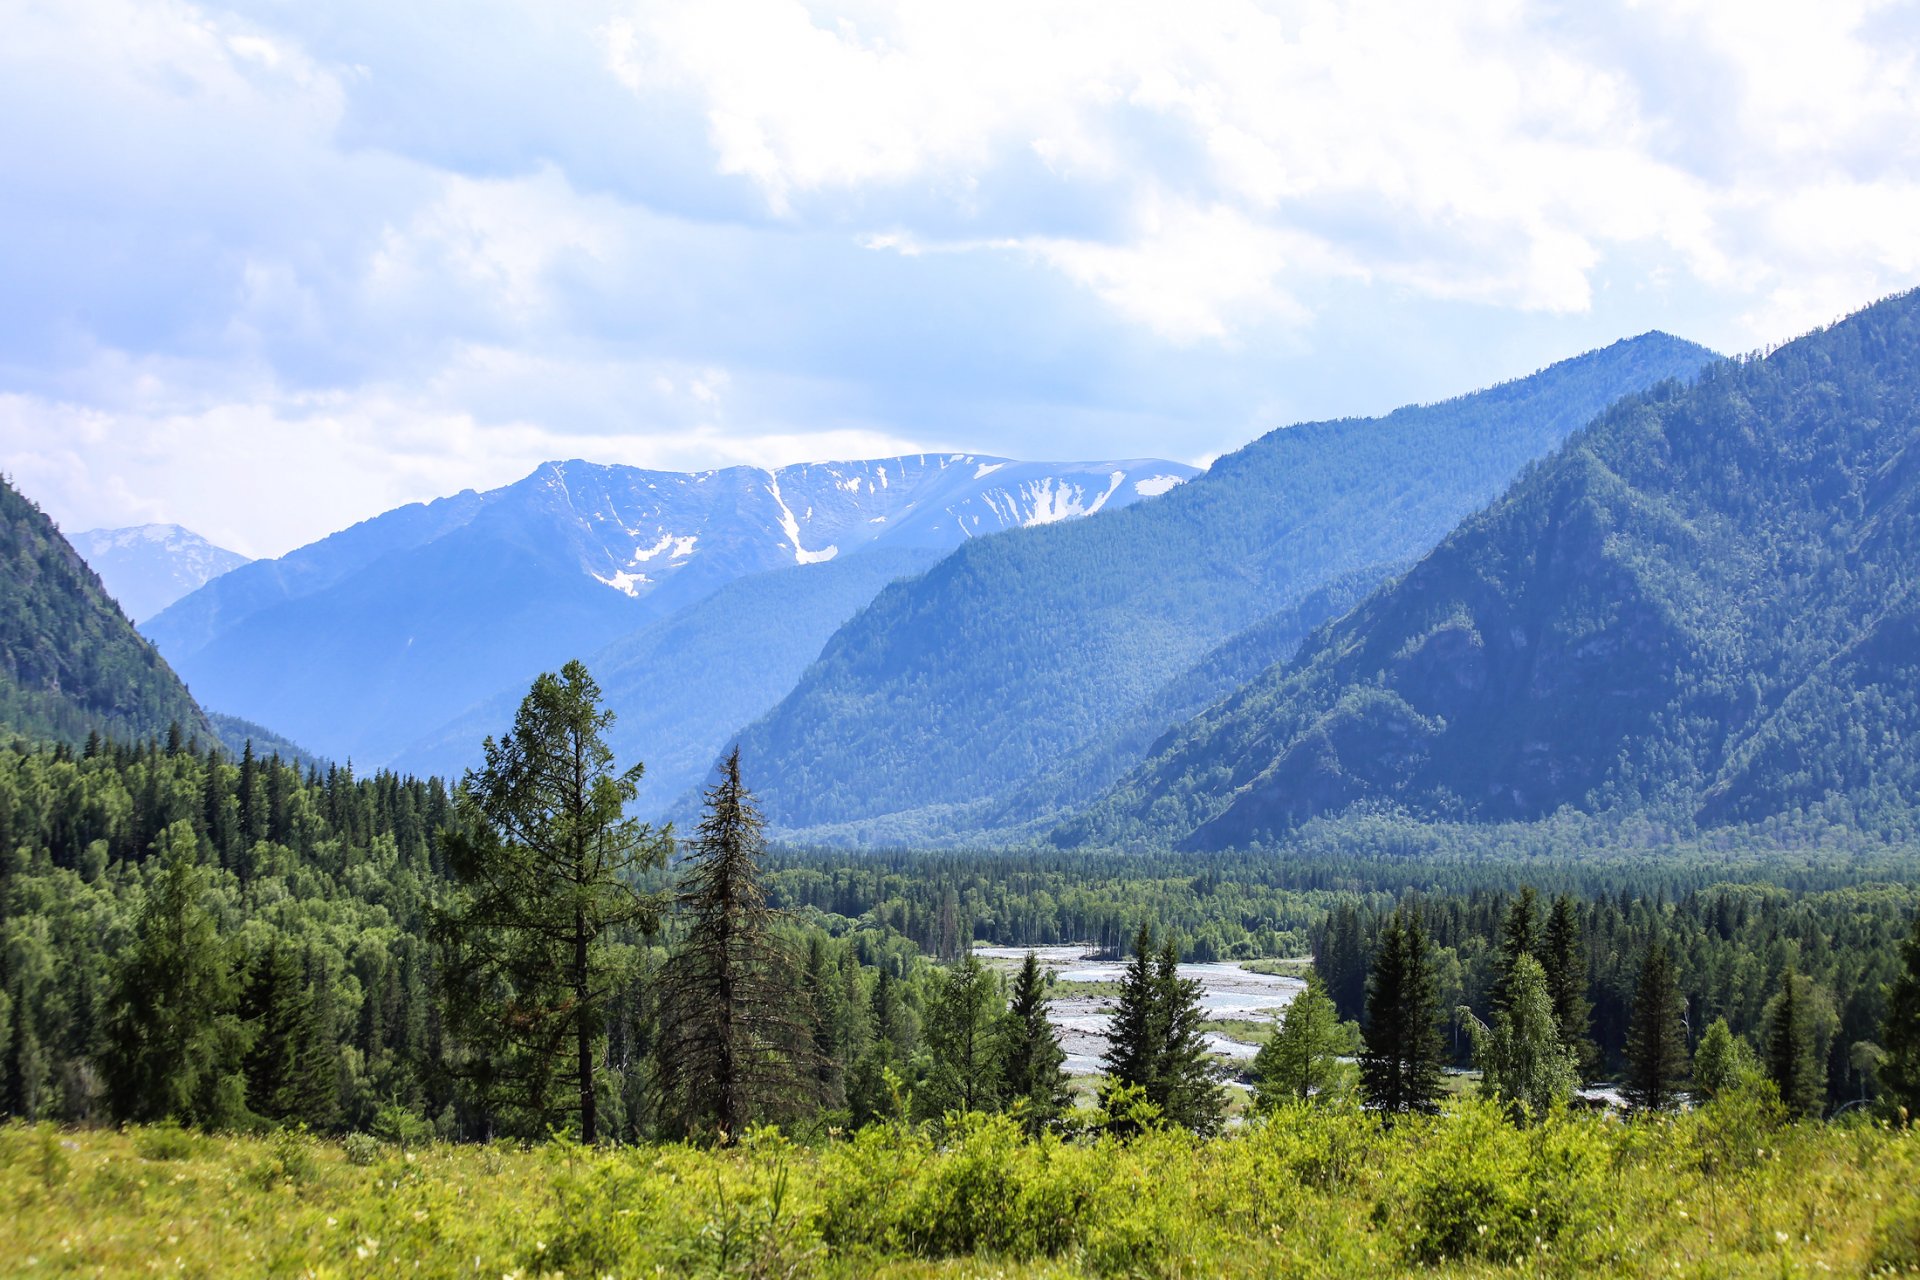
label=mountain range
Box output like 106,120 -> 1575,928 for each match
1068,288 -> 1920,848
71,524 -> 251,623
20,291 -> 1920,855
727,332 -> 1718,844
143,456 -> 1197,771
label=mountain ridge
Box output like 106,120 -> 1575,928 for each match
723,331 -> 1721,844
1069,291 -> 1920,849
146,453 -> 1197,767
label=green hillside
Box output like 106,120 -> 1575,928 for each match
731,333 -> 1718,843
0,475 -> 211,746
1075,289 -> 1920,849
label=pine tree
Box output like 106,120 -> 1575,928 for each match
103,820 -> 245,1123
657,748 -> 813,1141
920,952 -> 1005,1118
1624,939 -> 1689,1111
1765,966 -> 1825,1117
1253,967 -> 1354,1108
1360,909 -> 1446,1115
1462,953 -> 1576,1122
1000,951 -> 1069,1134
435,660 -> 668,1143
1491,887 -> 1541,1014
241,939 -> 338,1128
1880,906 -> 1920,1120
1153,939 -> 1225,1134
802,935 -> 846,1111
1540,894 -> 1596,1077
1102,923 -> 1162,1100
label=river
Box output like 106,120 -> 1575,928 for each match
975,944 -> 1305,1076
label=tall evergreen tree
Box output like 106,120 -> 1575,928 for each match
435,660 -> 668,1143
1253,967 -> 1354,1108
1765,967 -> 1825,1118
1880,906 -> 1920,1120
1153,939 -> 1226,1134
1540,894 -> 1596,1077
1360,909 -> 1446,1115
1462,953 -> 1576,1122
1624,939 -> 1690,1112
103,820 -> 245,1123
240,939 -> 338,1127
657,748 -> 812,1141
1000,951 -> 1069,1134
1102,923 -> 1162,1099
1491,887 -> 1541,1013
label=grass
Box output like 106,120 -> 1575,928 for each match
5,1098 -> 1919,1278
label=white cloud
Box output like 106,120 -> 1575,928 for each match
610,0 -> 1920,342
6,0 -> 1920,554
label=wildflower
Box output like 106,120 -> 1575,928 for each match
1774,1231 -> 1790,1245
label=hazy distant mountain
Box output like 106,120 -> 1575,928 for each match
726,332 -> 1720,845
392,544 -> 948,807
145,455 -> 1197,767
71,524 -> 250,623
1073,291 -> 1920,849
1,481 -> 212,746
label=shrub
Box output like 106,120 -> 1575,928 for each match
1394,1099 -> 1607,1268
342,1131 -> 382,1167
134,1122 -> 197,1162
1871,1194 -> 1920,1274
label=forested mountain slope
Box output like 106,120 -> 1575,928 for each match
0,477 -> 212,746
1073,289 -> 1920,850
730,333 -> 1718,843
145,455 -> 1191,767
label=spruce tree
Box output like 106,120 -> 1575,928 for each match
1541,894 -> 1596,1077
1624,939 -> 1689,1111
1154,939 -> 1225,1134
1463,953 -> 1576,1122
240,939 -> 337,1128
1000,951 -> 1069,1134
1491,887 -> 1541,1014
657,748 -> 813,1141
1253,967 -> 1354,1108
802,935 -> 847,1111
103,820 -> 244,1123
1765,966 -> 1824,1117
1360,909 -> 1446,1115
1102,923 -> 1162,1100
1880,906 -> 1920,1120
920,952 -> 1004,1117
436,661 -> 668,1143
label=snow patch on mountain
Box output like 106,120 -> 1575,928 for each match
73,523 -> 251,622
1134,474 -> 1187,497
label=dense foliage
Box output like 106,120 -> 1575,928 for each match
8,1102 -> 1920,1277
0,476 -> 211,748
1085,288 -> 1920,849
734,333 -> 1715,844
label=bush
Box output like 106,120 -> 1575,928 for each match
1394,1099 -> 1607,1267
342,1131 -> 382,1167
1871,1194 -> 1920,1274
134,1122 -> 197,1162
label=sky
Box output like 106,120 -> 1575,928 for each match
4,0 -> 1919,558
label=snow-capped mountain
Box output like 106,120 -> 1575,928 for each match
143,454 -> 1197,767
71,524 -> 251,623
